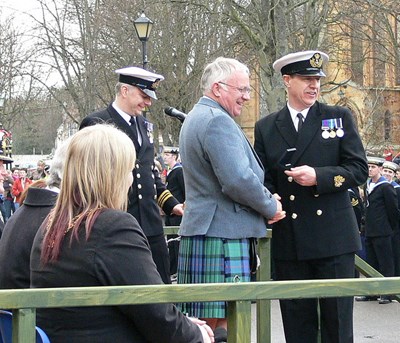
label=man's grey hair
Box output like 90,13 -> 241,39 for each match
115,82 -> 124,95
200,57 -> 249,94
46,137 -> 71,188
115,82 -> 135,95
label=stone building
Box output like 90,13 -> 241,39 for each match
322,10 -> 400,156
237,10 -> 400,159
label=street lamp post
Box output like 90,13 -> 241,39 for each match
133,12 -> 153,70
0,96 -> 4,116
0,96 -> 13,164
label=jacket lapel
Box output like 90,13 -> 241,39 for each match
107,105 -> 141,153
275,107 -> 298,148
291,103 -> 321,165
236,123 -> 264,171
136,115 -> 149,157
199,97 -> 264,170
107,105 -> 133,137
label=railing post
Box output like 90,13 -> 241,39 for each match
257,230 -> 272,343
13,308 -> 36,343
227,300 -> 252,343
355,255 -> 400,302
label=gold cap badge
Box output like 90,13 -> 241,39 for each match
310,53 -> 323,68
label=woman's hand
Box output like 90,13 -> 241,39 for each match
188,317 -> 215,343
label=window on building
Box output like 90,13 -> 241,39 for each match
373,27 -> 386,87
351,37 -> 364,86
395,15 -> 400,86
350,14 -> 364,86
384,110 -> 391,141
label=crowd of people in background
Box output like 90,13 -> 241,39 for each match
353,156 -> 400,304
0,159 -> 50,230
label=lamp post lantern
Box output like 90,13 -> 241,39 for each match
134,12 -> 153,70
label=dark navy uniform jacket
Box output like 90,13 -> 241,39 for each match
165,163 -> 185,226
254,101 -> 368,260
80,104 -> 178,237
348,187 -> 364,230
365,177 -> 399,237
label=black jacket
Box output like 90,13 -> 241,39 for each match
348,187 -> 365,231
165,164 -> 185,226
254,101 -> 368,260
80,104 -> 179,237
0,187 -> 57,289
30,209 -> 203,343
365,178 -> 399,237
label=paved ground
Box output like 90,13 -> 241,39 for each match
251,298 -> 400,342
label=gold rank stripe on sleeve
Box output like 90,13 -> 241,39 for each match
351,198 -> 359,207
158,190 -> 173,208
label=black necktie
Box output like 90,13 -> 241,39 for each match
297,113 -> 304,132
129,117 -> 140,151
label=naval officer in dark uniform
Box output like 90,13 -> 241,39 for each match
381,160 -> 400,277
356,157 -> 398,304
254,50 -> 368,343
80,67 -> 183,284
163,146 -> 185,279
163,147 -> 185,226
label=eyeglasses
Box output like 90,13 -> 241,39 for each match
218,82 -> 251,95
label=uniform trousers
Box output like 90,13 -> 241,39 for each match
365,235 -> 394,277
147,233 -> 171,284
392,231 -> 400,276
275,253 -> 355,343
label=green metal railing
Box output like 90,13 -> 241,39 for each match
1,228 -> 399,343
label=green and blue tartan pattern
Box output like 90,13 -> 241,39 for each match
177,235 -> 251,318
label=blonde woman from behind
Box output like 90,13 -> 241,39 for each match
30,124 -> 213,343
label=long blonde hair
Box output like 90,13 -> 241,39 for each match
41,124 -> 136,263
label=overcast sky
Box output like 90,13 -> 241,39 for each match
1,0 -> 39,27
2,0 -> 36,12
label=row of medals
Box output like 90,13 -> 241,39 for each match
321,118 -> 344,139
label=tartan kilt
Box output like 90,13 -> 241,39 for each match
177,235 -> 251,318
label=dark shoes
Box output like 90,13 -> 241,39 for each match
355,295 -> 378,302
214,327 -> 227,343
378,296 -> 392,304
355,295 -> 392,304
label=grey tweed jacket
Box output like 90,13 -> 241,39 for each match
178,96 -> 277,239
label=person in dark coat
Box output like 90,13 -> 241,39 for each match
30,124 -> 213,343
348,187 -> 366,277
0,139 -> 69,289
254,50 -> 368,343
356,157 -> 399,304
381,160 -> 400,277
348,187 -> 365,231
163,146 -> 185,278
80,67 -> 183,285
2,170 -> 15,223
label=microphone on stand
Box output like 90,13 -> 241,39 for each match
164,107 -> 187,123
